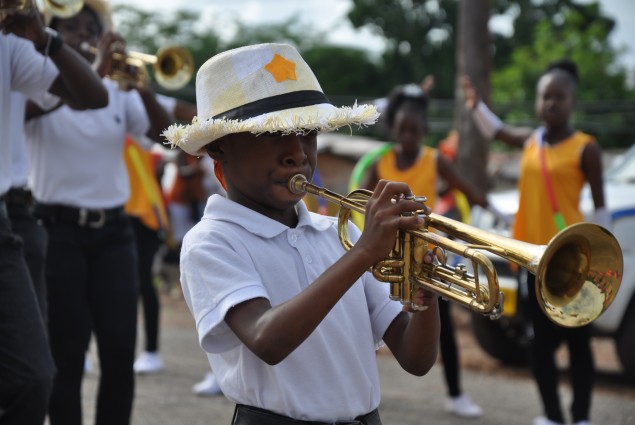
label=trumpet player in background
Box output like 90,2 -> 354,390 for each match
22,0 -> 171,423
164,42 -> 440,425
1,1 -> 108,424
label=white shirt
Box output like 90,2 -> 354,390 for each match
0,34 -> 58,195
180,196 -> 402,422
25,79 -> 150,208
155,93 -> 177,116
10,92 -> 28,188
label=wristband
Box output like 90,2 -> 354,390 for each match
472,100 -> 502,140
593,207 -> 612,230
37,27 -> 64,57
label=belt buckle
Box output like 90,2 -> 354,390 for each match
78,208 -> 106,228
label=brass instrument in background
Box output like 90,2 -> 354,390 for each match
81,42 -> 194,90
1,0 -> 83,20
288,174 -> 623,328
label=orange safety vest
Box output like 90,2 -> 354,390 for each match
513,131 -> 593,245
376,147 -> 438,209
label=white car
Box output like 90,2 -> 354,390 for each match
469,144 -> 635,381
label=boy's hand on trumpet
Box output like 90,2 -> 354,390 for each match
356,179 -> 431,264
404,287 -> 438,312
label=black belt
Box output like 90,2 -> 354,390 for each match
34,204 -> 124,229
6,188 -> 33,206
232,405 -> 381,425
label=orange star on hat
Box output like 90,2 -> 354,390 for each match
265,54 -> 297,82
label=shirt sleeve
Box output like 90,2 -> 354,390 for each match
155,93 -> 177,117
347,221 -> 402,346
9,35 -> 59,99
180,228 -> 270,353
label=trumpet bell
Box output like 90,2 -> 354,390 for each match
538,223 -> 622,327
41,0 -> 83,18
288,173 -> 624,327
80,42 -> 195,91
154,46 -> 194,90
1,0 -> 82,19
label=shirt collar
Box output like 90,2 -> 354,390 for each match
203,194 -> 333,238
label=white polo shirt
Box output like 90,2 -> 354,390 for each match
25,79 -> 150,208
0,34 -> 58,195
10,92 -> 28,188
180,195 -> 402,422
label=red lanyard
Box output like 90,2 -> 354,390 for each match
536,128 -> 566,231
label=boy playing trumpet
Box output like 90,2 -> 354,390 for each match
164,43 -> 440,425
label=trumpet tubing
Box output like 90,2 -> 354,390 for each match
289,174 -> 623,327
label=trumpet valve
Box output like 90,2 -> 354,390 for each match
454,263 -> 469,279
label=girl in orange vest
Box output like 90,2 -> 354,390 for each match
361,84 -> 489,418
463,59 -> 608,425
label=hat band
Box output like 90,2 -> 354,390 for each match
213,90 -> 330,121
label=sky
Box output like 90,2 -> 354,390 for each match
110,0 -> 635,71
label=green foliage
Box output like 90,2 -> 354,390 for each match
112,4 -> 222,102
111,1 -> 635,148
489,2 -> 635,147
302,46 -> 384,101
348,0 -> 459,98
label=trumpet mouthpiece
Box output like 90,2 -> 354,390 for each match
288,174 -> 307,194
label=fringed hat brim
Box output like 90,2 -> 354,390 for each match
163,102 -> 380,155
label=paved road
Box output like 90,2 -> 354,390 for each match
78,295 -> 635,425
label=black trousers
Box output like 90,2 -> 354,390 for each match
38,211 -> 139,425
232,405 -> 382,425
7,198 -> 48,321
438,298 -> 461,397
524,272 -> 594,423
130,217 -> 161,353
0,209 -> 55,425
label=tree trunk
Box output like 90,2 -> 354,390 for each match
454,0 -> 491,193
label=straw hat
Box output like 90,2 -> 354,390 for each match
83,0 -> 113,31
163,43 -> 380,156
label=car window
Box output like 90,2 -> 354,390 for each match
606,145 -> 635,183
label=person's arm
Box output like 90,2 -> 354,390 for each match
581,140 -> 609,228
173,99 -> 197,122
136,87 -> 173,143
25,99 -> 63,120
382,294 -> 440,376
224,180 -> 432,366
437,154 -> 488,208
360,161 -> 380,191
91,31 -> 172,143
460,76 -> 532,148
420,74 -> 435,94
3,12 -> 107,109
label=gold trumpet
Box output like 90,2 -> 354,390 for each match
81,42 -> 194,90
1,0 -> 83,21
288,174 -> 623,328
